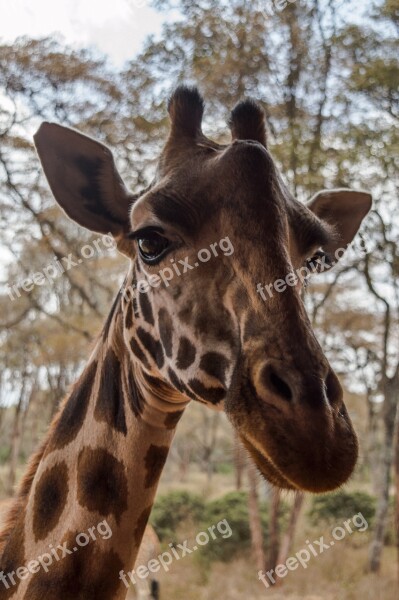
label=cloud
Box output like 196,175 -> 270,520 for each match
0,0 -> 163,65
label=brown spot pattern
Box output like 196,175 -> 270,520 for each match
139,292 -> 154,325
95,348 -> 127,435
167,367 -> 196,400
130,337 -> 150,369
188,379 -> 226,404
144,445 -> 169,489
194,307 -> 235,347
133,295 -> 139,318
23,530 -> 123,600
77,448 -> 128,524
136,328 -> 164,368
134,506 -> 153,546
164,410 -> 185,429
176,337 -> 196,369
200,351 -> 229,385
102,292 -> 122,340
33,461 -> 69,542
0,518 -> 25,599
127,368 -> 143,418
124,303 -> 134,329
158,308 -> 173,357
50,361 -> 98,451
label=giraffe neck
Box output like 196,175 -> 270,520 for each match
0,293 -> 189,600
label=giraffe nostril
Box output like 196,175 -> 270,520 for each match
261,364 -> 293,402
325,368 -> 343,407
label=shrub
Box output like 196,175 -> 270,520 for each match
214,462 -> 234,475
150,490 -> 205,542
151,489 -> 289,563
0,446 -> 10,465
308,490 -> 376,527
198,491 -> 269,562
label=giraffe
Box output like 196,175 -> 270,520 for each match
0,86 -> 371,600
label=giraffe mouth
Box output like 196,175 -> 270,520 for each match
231,397 -> 359,492
239,434 -> 297,490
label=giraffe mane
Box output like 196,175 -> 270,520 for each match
0,325 -> 112,560
0,398 -> 65,557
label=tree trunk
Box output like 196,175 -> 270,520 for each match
367,395 -> 382,495
201,412 -> 220,483
178,446 -> 192,483
233,435 -> 246,490
8,382 -> 26,494
247,463 -> 265,571
369,379 -> 398,572
277,492 -> 305,566
394,404 -> 399,583
266,487 -> 281,573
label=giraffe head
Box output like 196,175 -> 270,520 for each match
34,86 -> 371,493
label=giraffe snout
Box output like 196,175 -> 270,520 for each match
224,358 -> 359,492
254,359 -> 343,413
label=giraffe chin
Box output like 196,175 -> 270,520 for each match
239,434 -> 298,491
238,426 -> 358,494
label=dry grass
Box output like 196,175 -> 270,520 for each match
1,490 -> 397,599
156,542 -> 397,600
2,446 -> 397,599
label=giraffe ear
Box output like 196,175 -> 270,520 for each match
34,123 -> 134,235
307,189 -> 372,256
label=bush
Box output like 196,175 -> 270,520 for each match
0,446 -> 10,465
214,462 -> 234,475
308,490 -> 376,527
150,490 -> 205,542
151,489 -> 289,563
198,491 -> 269,562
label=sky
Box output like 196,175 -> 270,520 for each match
0,0 -> 167,273
0,0 -> 165,66
0,0 -> 372,67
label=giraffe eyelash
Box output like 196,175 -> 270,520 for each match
127,226 -> 166,241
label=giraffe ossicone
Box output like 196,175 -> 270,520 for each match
0,85 -> 372,599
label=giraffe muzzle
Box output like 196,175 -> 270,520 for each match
225,359 -> 358,493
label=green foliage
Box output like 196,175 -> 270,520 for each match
0,446 -> 10,465
308,491 -> 376,527
198,491 -> 268,563
151,489 -> 292,563
214,462 -> 234,475
150,490 -> 205,542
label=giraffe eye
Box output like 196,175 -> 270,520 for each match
137,231 -> 172,264
305,250 -> 332,274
